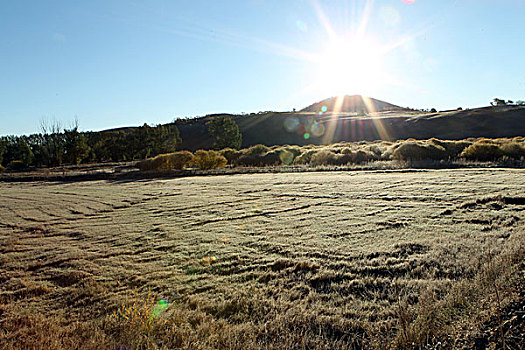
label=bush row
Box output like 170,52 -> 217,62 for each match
134,138 -> 525,171
223,138 -> 525,167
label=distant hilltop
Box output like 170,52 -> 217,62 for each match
301,95 -> 407,113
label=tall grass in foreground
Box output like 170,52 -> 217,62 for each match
394,230 -> 524,349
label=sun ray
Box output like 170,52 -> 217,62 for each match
361,96 -> 391,140
361,96 -> 376,114
380,26 -> 433,55
322,95 -> 345,144
312,0 -> 338,40
356,0 -> 375,39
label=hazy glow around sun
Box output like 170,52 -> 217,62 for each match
315,35 -> 385,96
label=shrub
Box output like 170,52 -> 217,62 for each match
279,150 -> 294,165
191,150 -> 227,170
310,150 -> 352,166
0,164 -> 4,173
137,151 -> 193,171
166,151 -> 194,169
500,141 -> 525,159
273,146 -> 301,165
341,147 -> 352,155
383,143 -> 402,160
236,151 -> 282,167
428,139 -> 472,159
392,142 -> 447,161
365,145 -> 383,158
310,150 -> 337,166
335,153 -> 353,165
352,150 -> 372,164
219,148 -> 242,164
236,154 -> 262,167
6,160 -> 26,172
244,144 -> 270,156
262,151 -> 281,166
443,141 -> 471,159
460,142 -> 504,161
137,155 -> 168,171
294,150 -> 317,164
282,146 -> 302,157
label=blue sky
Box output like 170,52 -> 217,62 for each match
1,0 -> 524,136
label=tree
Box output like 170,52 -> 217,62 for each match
63,126 -> 90,164
206,116 -> 242,150
1,136 -> 34,168
491,98 -> 507,106
0,138 -> 7,166
39,118 -> 65,166
149,124 -> 182,155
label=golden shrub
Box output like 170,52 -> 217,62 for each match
191,150 -> 227,170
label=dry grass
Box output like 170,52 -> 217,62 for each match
0,170 -> 524,349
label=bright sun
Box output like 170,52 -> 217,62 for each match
315,36 -> 385,96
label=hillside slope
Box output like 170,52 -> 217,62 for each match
173,105 -> 525,151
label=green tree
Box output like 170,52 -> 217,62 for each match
63,127 -> 90,164
152,124 -> 182,154
2,136 -> 34,168
206,116 -> 242,150
0,137 -> 7,166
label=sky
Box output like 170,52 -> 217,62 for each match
1,0 -> 524,136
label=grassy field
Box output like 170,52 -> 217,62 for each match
0,169 -> 524,349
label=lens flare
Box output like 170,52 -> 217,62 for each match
201,255 -> 217,265
295,20 -> 308,32
150,299 -> 169,320
279,150 -> 294,165
296,124 -> 306,136
284,116 -> 300,132
310,122 -> 326,137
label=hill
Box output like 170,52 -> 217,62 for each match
93,98 -> 525,152
172,103 -> 525,151
301,95 -> 407,113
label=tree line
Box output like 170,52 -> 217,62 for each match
0,116 -> 242,171
0,122 -> 182,171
